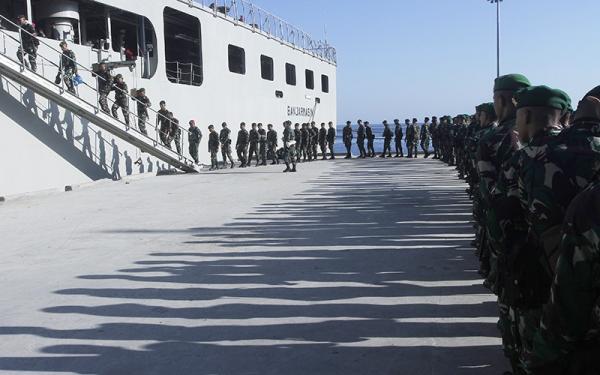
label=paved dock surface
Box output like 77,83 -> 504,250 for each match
0,158 -> 507,375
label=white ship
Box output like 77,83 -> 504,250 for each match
0,0 -> 337,197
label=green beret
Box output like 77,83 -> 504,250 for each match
556,89 -> 572,112
477,103 -> 496,116
494,73 -> 531,92
584,85 -> 600,100
513,85 -> 571,112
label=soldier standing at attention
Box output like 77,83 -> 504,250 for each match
420,117 -> 431,158
413,118 -> 420,158
357,120 -> 367,158
135,88 -> 151,135
365,121 -> 375,157
310,122 -> 319,161
257,123 -> 267,166
248,123 -> 259,166
380,120 -> 393,158
220,122 -> 234,169
301,123 -> 310,162
318,123 -> 328,160
16,15 -> 38,72
294,123 -> 302,163
405,119 -> 415,158
267,124 -> 279,165
111,74 -> 130,126
188,120 -> 202,165
169,112 -> 182,154
342,121 -> 353,159
282,121 -> 297,173
157,101 -> 171,148
430,116 -> 439,159
59,41 -> 77,95
208,125 -> 220,171
236,122 -> 249,168
94,62 -> 113,114
327,122 -> 336,160
394,119 -> 404,157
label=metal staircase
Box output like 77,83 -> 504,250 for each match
0,17 -> 198,174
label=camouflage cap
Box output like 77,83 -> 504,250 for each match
494,73 -> 531,92
513,85 -> 571,111
476,102 -> 496,116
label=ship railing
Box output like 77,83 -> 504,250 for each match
0,13 -> 196,167
165,61 -> 203,86
183,0 -> 337,65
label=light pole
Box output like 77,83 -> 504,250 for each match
488,0 -> 502,78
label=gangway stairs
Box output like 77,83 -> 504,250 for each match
0,21 -> 198,174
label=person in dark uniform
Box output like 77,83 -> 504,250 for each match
267,124 -> 279,165
282,121 -> 297,173
16,15 -> 38,72
310,122 -> 319,161
248,123 -> 259,166
357,120 -> 367,158
405,119 -> 415,158
220,122 -> 234,169
59,41 -> 77,94
188,120 -> 202,164
258,123 -> 267,166
318,123 -> 328,160
301,123 -> 310,162
208,125 -> 220,171
294,123 -> 302,163
135,88 -> 151,135
380,120 -> 393,158
394,119 -> 404,157
327,121 -> 336,160
94,62 -> 113,114
169,112 -> 182,154
157,101 -> 171,148
111,74 -> 130,126
236,122 -> 249,168
430,116 -> 440,159
342,121 -> 353,159
365,121 -> 375,157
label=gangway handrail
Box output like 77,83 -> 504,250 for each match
0,13 -> 193,157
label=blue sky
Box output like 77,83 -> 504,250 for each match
250,0 -> 599,121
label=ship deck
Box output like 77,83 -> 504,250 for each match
0,158 -> 507,375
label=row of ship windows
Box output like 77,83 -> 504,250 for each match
227,45 -> 330,93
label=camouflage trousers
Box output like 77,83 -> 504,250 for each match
498,302 -> 525,374
267,143 -> 278,164
357,139 -> 366,157
189,142 -> 199,164
17,45 -> 37,72
406,140 -> 416,157
221,143 -> 234,166
237,144 -> 248,166
421,138 -> 431,156
328,142 -> 335,159
312,142 -> 318,159
259,143 -> 267,164
395,139 -> 404,157
319,142 -> 327,159
284,145 -> 297,166
137,112 -> 148,135
62,68 -> 76,94
248,143 -> 259,165
171,130 -> 182,154
99,91 -> 111,114
210,150 -> 219,169
111,100 -> 130,125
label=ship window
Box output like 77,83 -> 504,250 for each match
321,74 -> 330,93
286,63 -> 296,86
164,7 -> 203,86
0,0 -> 27,31
228,45 -> 246,75
275,90 -> 283,98
261,55 -> 273,81
305,69 -> 314,90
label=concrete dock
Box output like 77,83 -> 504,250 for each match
0,157 -> 507,375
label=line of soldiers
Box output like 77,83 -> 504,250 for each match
439,74 -> 600,375
341,118 -> 434,159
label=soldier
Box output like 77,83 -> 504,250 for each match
111,74 -> 130,126
318,123 -> 328,160
300,123 -> 310,162
169,112 -> 182,154
58,41 -> 77,94
405,119 -> 415,158
258,123 -> 267,166
380,120 -> 393,158
236,122 -> 249,168
282,121 -> 297,173
413,118 -> 420,158
310,122 -> 319,161
267,124 -> 279,165
365,121 -> 375,157
188,120 -> 202,165
16,15 -> 38,72
94,62 -> 113,114
393,119 -> 404,158
342,121 -> 353,159
294,123 -> 302,162
327,121 -> 336,160
220,122 -> 234,169
430,116 -> 439,159
420,117 -> 431,158
135,88 -> 150,135
208,125 -> 220,171
357,120 -> 367,158
248,123 -> 260,167
156,101 -> 171,148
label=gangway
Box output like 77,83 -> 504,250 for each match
0,17 -> 198,174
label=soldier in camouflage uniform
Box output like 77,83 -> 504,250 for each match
188,120 -> 202,164
236,122 -> 249,168
16,16 -> 38,72
301,123 -> 310,162
169,113 -> 182,154
208,125 -> 220,171
318,123 -> 328,160
380,120 -> 393,158
343,121 -> 353,159
258,123 -> 267,166
413,118 -> 420,158
111,74 -> 130,126
394,119 -> 404,158
310,122 -> 319,161
59,41 -> 77,95
267,124 -> 279,165
327,122 -> 336,160
135,88 -> 151,135
365,121 -> 375,157
420,117 -> 431,158
282,121 -> 298,173
220,122 -> 235,169
357,120 -> 367,158
430,116 -> 439,159
294,123 -> 302,162
94,62 -> 113,114
405,119 -> 415,158
248,123 -> 259,166
476,73 -> 531,375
